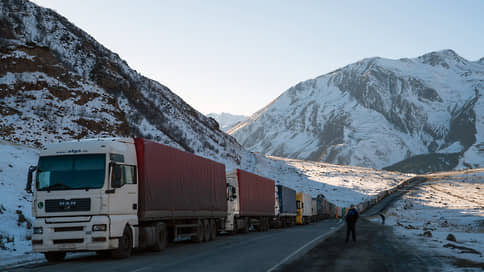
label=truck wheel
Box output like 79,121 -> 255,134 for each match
209,219 -> 217,240
233,220 -> 238,234
112,226 -> 132,259
203,219 -> 210,242
261,218 -> 267,232
241,218 -> 249,234
44,252 -> 66,262
191,220 -> 204,243
151,223 -> 167,252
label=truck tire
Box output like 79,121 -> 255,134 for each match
241,218 -> 249,234
44,252 -> 66,262
112,226 -> 132,259
209,219 -> 216,241
203,219 -> 210,242
151,223 -> 167,252
192,220 -> 204,243
233,220 -> 238,234
260,218 -> 268,232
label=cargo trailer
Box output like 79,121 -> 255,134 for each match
225,169 -> 275,233
272,185 -> 296,227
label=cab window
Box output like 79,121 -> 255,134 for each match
112,165 -> 137,188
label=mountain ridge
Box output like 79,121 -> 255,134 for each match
230,49 -> 484,172
206,112 -> 248,131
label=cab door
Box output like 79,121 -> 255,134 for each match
108,163 -> 138,215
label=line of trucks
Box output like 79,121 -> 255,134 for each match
25,138 -> 336,262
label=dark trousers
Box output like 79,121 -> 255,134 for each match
346,223 -> 356,242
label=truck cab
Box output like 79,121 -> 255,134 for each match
28,138 -> 139,261
296,192 -> 312,224
225,170 -> 240,232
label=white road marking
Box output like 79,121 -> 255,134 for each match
130,266 -> 152,272
266,222 -> 343,272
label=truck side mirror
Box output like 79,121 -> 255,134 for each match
25,166 -> 37,194
231,187 -> 237,199
111,165 -> 122,188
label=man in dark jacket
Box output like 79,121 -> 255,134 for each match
345,204 -> 359,242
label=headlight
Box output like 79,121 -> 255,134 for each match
92,224 -> 107,231
33,227 -> 43,234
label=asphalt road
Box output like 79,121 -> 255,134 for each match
277,219 -> 443,272
276,177 -> 447,272
12,219 -> 342,272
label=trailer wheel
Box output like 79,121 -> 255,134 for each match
112,226 -> 132,259
192,220 -> 204,243
209,219 -> 217,240
262,218 -> 270,232
151,223 -> 167,252
44,252 -> 66,262
203,219 -> 211,242
241,218 -> 249,234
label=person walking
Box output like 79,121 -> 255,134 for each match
345,204 -> 359,243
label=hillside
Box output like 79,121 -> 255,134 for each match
229,50 -> 484,173
0,0 -> 251,171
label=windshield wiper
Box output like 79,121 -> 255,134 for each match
44,183 -> 72,192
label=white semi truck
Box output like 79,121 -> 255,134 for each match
26,138 -> 227,262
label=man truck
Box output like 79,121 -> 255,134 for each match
26,138 -> 227,262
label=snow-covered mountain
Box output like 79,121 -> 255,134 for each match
229,50 -> 484,173
207,112 -> 248,131
0,0 -> 253,170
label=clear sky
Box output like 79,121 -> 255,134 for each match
31,0 -> 484,116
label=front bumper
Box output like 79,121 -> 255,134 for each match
32,216 -> 119,253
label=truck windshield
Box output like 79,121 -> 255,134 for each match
36,154 -> 106,191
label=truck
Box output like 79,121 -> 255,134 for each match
317,194 -> 332,219
26,138 -> 227,262
311,198 -> 319,222
225,169 -> 275,233
272,185 -> 297,228
295,192 -> 312,224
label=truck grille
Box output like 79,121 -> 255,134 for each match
53,239 -> 84,244
54,226 -> 84,232
45,198 -> 91,213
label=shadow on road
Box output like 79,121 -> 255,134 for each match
278,219 -> 443,272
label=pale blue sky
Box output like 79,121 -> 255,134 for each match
32,0 -> 484,115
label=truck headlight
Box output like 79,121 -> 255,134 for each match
92,224 -> 107,231
33,227 -> 43,234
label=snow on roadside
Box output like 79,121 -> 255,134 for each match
0,141 -> 43,267
376,172 -> 484,271
260,156 -> 412,208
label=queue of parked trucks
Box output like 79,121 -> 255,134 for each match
25,138 -> 353,262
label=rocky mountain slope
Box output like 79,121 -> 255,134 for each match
0,0 -> 252,170
207,112 -> 247,131
229,50 -> 484,173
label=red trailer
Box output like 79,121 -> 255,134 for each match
135,138 -> 227,244
225,169 -> 275,233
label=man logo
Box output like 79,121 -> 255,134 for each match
59,200 -> 77,210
